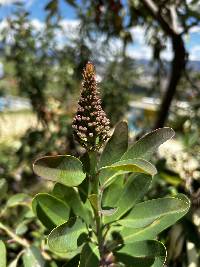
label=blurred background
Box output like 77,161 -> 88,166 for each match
0,0 -> 199,266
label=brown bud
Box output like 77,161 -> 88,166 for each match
72,62 -> 110,151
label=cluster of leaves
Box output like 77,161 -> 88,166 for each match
15,123 -> 189,266
0,178 -> 47,266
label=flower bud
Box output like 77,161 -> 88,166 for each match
72,62 -> 110,151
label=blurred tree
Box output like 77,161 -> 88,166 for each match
56,0 -> 200,128
101,55 -> 137,125
2,8 -> 53,125
0,3 -> 85,189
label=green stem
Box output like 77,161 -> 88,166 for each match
88,151 -> 103,261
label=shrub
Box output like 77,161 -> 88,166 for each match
31,62 -> 190,266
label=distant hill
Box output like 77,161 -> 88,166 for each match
135,59 -> 200,73
187,60 -> 200,72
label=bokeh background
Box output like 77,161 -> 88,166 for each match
0,0 -> 200,266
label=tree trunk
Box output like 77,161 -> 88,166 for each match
154,34 -> 186,129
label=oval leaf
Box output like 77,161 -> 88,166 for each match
115,240 -> 166,267
118,195 -> 189,228
120,194 -> 190,243
48,217 -> 87,253
103,174 -> 152,224
52,183 -> 92,225
0,241 -> 6,267
101,158 -> 157,177
33,155 -> 86,187
32,193 -> 70,230
99,169 -> 128,188
99,121 -> 128,168
121,128 -> 175,161
79,243 -> 99,267
22,246 -> 45,267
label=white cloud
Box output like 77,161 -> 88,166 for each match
0,0 -> 21,4
0,0 -> 26,5
59,19 -> 80,41
127,26 -> 152,60
30,19 -> 44,31
0,16 -> 199,61
190,46 -> 200,60
126,42 -> 173,61
129,26 -> 146,45
127,28 -> 173,61
60,19 -> 80,30
0,0 -> 34,6
127,44 -> 152,60
190,25 -> 200,34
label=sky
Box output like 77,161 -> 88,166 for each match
0,0 -> 200,61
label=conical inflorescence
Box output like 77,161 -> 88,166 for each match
72,62 -> 110,151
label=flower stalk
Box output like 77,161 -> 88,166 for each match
72,62 -> 112,264
72,62 -> 110,151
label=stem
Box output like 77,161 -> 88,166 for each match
88,151 -> 104,262
0,222 -> 29,248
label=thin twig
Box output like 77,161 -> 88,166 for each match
0,222 -> 29,248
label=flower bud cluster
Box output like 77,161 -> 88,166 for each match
72,62 -> 110,151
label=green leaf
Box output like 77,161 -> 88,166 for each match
100,207 -> 117,216
32,193 -> 70,230
8,251 -> 25,267
115,240 -> 166,267
118,195 -> 189,228
88,194 -> 98,211
52,183 -> 91,225
101,158 -> 157,178
8,258 -> 18,267
102,179 -> 124,208
120,194 -> 190,243
115,254 -> 154,267
99,169 -> 128,188
99,121 -> 128,168
33,155 -> 86,187
22,246 -> 45,267
48,217 -> 87,253
63,255 -> 80,266
103,174 -> 152,224
121,128 -> 175,161
79,243 -> 99,267
7,193 -> 30,208
0,179 -> 8,200
15,220 -> 28,235
78,176 -> 90,203
0,241 -> 6,267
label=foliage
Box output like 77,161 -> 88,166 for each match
101,56 -> 136,126
30,121 -> 190,266
0,2 -> 199,266
28,63 -> 190,266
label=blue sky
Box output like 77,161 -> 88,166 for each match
0,0 -> 200,61
0,0 -> 77,20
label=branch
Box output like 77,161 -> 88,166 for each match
169,4 -> 180,34
0,223 -> 29,248
141,0 -> 179,36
